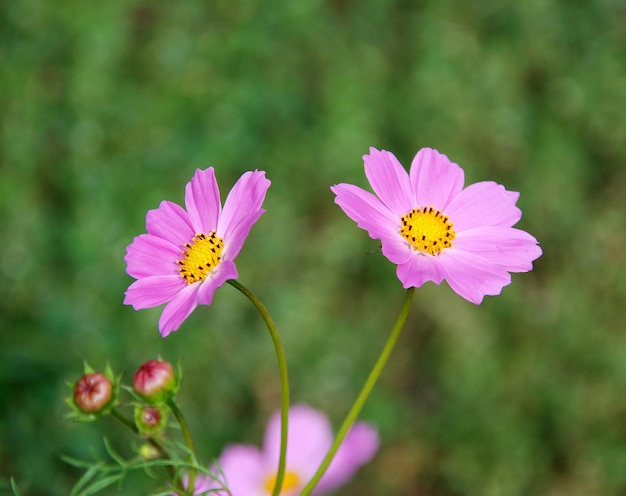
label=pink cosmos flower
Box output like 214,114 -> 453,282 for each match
189,404 -> 379,496
331,147 -> 542,303
124,168 -> 270,336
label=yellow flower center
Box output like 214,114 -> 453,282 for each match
400,206 -> 456,255
176,232 -> 224,284
263,470 -> 301,494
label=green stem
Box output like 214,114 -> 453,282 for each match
110,408 -> 183,492
227,279 -> 289,496
300,287 -> 415,496
168,398 -> 197,495
111,407 -> 138,432
111,407 -> 166,457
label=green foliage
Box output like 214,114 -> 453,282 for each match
61,438 -> 224,496
10,478 -> 24,496
1,0 -> 626,494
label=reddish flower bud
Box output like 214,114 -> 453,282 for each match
134,405 -> 168,436
73,372 -> 114,413
133,359 -> 177,403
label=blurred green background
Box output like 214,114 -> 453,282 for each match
2,0 -> 626,494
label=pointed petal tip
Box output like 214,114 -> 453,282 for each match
159,325 -> 176,338
243,168 -> 271,184
362,148 -> 413,215
412,147 -> 435,162
364,147 -> 391,162
195,165 -> 215,175
468,293 -> 486,305
158,314 -> 183,338
188,167 -> 217,190
185,166 -> 221,234
330,183 -> 347,196
412,146 -> 454,167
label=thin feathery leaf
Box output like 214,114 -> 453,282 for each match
103,438 -> 126,466
61,454 -> 95,469
70,463 -> 105,496
10,478 -> 24,496
80,474 -> 125,496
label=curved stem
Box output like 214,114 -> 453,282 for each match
300,287 -> 415,496
227,279 -> 289,496
168,398 -> 197,494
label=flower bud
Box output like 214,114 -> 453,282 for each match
133,359 -> 177,403
73,372 -> 114,414
134,405 -> 168,437
138,442 -> 161,460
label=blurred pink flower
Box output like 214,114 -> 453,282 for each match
331,147 -> 542,303
192,404 -> 378,496
124,168 -> 270,336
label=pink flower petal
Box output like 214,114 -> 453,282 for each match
146,200 -> 194,245
126,168 -> 270,337
335,146 -> 541,302
123,275 -> 185,309
438,249 -> 513,304
316,421 -> 379,494
445,181 -> 522,231
208,405 -> 379,496
158,283 -> 201,336
221,209 -> 265,261
219,445 -> 266,496
380,236 -> 413,265
185,168 -> 221,234
396,252 -> 446,288
218,170 -> 270,239
410,148 -> 465,209
197,260 -> 238,305
454,227 -> 542,272
363,148 -> 413,216
264,404 -> 332,476
331,183 -> 400,241
181,471 -> 224,495
124,234 -> 181,278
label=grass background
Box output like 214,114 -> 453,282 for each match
1,0 -> 626,494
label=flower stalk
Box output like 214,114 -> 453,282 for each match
167,398 -> 197,494
227,279 -> 290,496
300,287 -> 415,496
